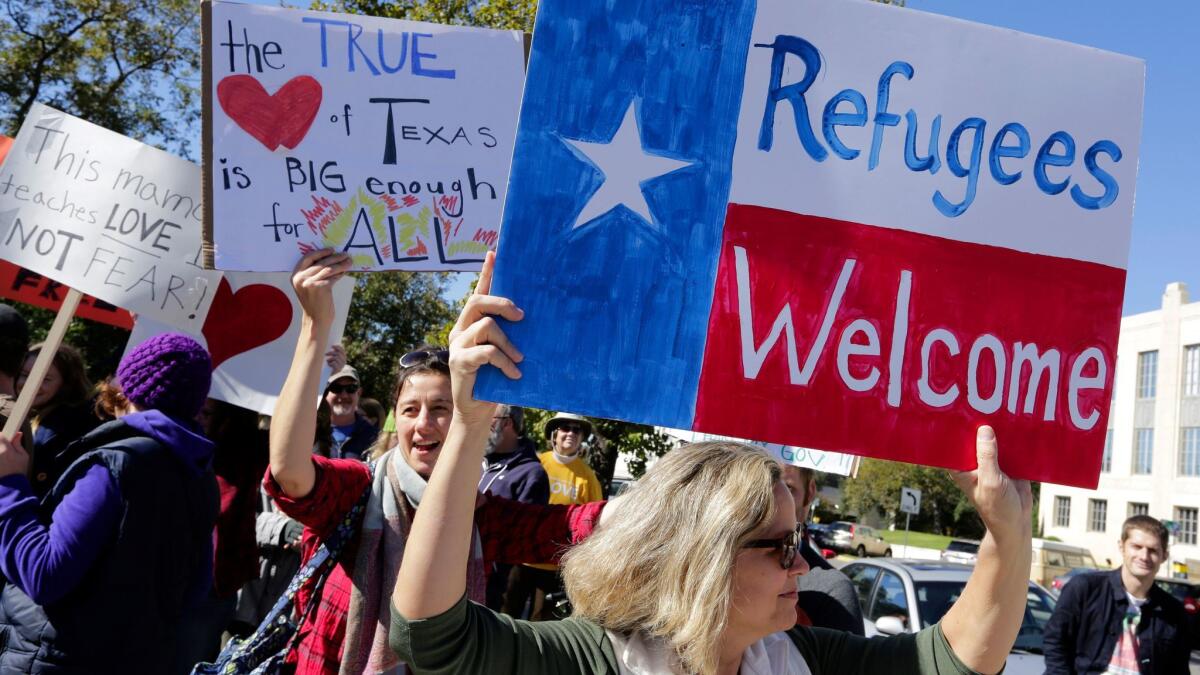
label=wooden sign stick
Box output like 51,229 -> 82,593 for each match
2,287 -> 82,438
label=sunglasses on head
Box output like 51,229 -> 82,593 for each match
328,383 -> 359,395
743,524 -> 803,570
399,349 -> 450,369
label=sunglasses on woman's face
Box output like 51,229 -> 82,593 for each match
558,423 -> 586,435
743,524 -> 802,570
399,349 -> 450,369
327,383 -> 359,395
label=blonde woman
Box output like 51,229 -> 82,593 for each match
389,253 -> 1034,675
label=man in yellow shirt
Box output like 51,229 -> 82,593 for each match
540,413 -> 604,505
500,412 -> 603,620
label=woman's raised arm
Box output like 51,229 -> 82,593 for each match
393,252 -> 524,619
268,249 -> 351,499
940,426 -> 1034,674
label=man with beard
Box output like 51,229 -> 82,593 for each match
320,364 -> 377,461
479,405 -> 549,611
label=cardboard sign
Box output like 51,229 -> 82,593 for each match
203,0 -> 525,272
0,104 -> 221,332
125,272 -> 354,416
475,0 -> 1144,488
658,427 -> 859,477
0,260 -> 133,329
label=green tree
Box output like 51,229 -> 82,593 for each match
340,272 -> 458,407
0,0 -> 202,155
842,458 -> 983,538
313,0 -> 536,29
1,0 -> 204,379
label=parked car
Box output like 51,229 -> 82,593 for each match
1049,566 -> 1098,596
1030,538 -> 1098,588
842,559 -> 1055,675
828,521 -> 892,557
807,523 -> 836,550
1153,578 -> 1199,649
940,539 -> 980,565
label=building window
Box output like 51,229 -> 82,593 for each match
1102,429 -> 1113,473
1134,428 -> 1154,474
1181,428 -> 1200,477
1137,350 -> 1158,398
1054,496 -> 1070,528
1088,499 -> 1107,532
1128,502 -> 1149,517
1186,345 -> 1200,397
1176,507 -> 1198,546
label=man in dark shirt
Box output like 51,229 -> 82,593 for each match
782,464 -> 865,635
479,405 -> 550,611
1043,515 -> 1190,674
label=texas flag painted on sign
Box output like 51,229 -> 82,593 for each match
476,0 -> 1144,488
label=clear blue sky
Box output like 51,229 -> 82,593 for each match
248,0 -> 1193,314
906,0 -> 1196,316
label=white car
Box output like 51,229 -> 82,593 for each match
841,559 -> 1054,675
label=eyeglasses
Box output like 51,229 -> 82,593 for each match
743,524 -> 802,570
399,349 -> 450,369
327,383 -> 359,395
557,423 -> 586,434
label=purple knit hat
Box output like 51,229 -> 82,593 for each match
117,333 -> 212,420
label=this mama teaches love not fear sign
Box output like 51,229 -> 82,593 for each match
203,0 -> 525,272
0,104 -> 220,332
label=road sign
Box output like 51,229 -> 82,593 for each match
900,487 -> 922,516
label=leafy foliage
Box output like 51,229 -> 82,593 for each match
0,0 -> 202,156
842,458 -> 983,538
340,271 -> 458,408
312,0 -> 537,30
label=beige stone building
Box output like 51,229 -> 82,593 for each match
1039,282 -> 1200,578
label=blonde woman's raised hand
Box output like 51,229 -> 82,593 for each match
291,248 -> 351,326
951,425 -> 1033,546
449,251 -> 524,426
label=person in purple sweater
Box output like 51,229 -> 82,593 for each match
0,333 -> 220,674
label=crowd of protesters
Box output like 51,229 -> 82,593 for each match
0,249 -> 1190,674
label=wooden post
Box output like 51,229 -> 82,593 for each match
2,287 -> 82,438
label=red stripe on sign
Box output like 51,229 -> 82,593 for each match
694,204 -> 1125,488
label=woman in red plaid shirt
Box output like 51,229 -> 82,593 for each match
264,249 -> 602,675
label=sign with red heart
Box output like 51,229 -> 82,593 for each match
125,271 -> 354,415
203,0 -> 525,273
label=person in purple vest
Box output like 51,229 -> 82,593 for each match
0,333 -> 220,674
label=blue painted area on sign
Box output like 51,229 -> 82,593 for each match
474,0 -> 757,427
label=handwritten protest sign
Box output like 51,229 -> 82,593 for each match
0,104 -> 221,332
475,0 -> 1144,488
202,1 -> 525,272
126,272 -> 353,416
657,427 -> 859,477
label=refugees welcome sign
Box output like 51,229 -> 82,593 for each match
476,0 -> 1144,488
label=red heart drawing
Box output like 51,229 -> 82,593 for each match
201,278 -> 294,369
217,75 -> 323,151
